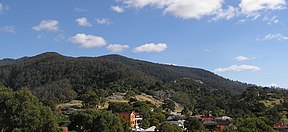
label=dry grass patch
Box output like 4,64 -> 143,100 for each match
56,100 -> 83,110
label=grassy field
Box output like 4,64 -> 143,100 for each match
57,93 -> 183,112
135,95 -> 163,106
108,99 -> 129,103
56,100 -> 83,110
259,99 -> 283,108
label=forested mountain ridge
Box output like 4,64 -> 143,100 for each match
0,52 -> 252,98
99,54 -> 253,93
0,58 -> 16,66
2,52 -> 288,132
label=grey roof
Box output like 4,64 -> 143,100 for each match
203,120 -> 218,126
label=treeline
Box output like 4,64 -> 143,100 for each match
0,86 -> 133,132
166,79 -> 288,126
0,52 -> 251,99
2,52 -> 288,131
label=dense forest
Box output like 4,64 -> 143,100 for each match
1,52 -> 288,131
0,52 -> 251,96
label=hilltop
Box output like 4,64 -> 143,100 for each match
1,52 -> 288,131
0,52 -> 251,97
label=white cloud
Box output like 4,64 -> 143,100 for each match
165,63 -> 178,66
119,0 -> 224,19
0,3 -> 9,13
263,16 -> 279,24
234,56 -> 252,61
119,0 -> 287,21
240,0 -> 286,16
70,33 -> 106,48
111,6 -> 125,13
96,18 -> 111,25
75,7 -> 88,12
257,33 -> 288,41
32,20 -> 60,32
107,44 -> 129,52
120,0 -> 156,8
76,17 -> 92,27
214,65 -> 261,73
1,26 -> 15,33
211,6 -> 240,21
133,43 -> 167,53
266,82 -> 288,88
269,83 -> 279,87
0,3 -> 3,13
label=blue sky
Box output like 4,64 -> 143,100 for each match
0,0 -> 288,88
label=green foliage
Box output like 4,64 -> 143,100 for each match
0,58 -> 16,66
2,53 -> 288,132
232,118 -> 275,132
81,89 -> 108,108
69,109 -> 131,132
108,102 -> 133,113
0,52 -> 252,102
152,112 -> 166,123
184,117 -> 205,132
0,87 -> 58,132
33,79 -> 77,101
42,99 -> 58,111
132,101 -> 154,114
158,121 -> 182,132
172,91 -> 195,110
139,119 -> 150,129
147,117 -> 160,127
125,90 -> 137,99
162,99 -> 175,111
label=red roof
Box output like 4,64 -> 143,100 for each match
274,123 -> 288,129
202,117 -> 215,121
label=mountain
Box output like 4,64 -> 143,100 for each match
98,54 -> 253,93
0,58 -> 16,66
2,52 -> 288,130
0,52 -> 252,100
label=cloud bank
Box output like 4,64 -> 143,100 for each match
257,33 -> 288,41
96,18 -> 111,25
133,43 -> 168,53
118,0 -> 287,20
111,6 -> 125,13
76,17 -> 92,27
71,33 -> 106,48
107,44 -> 129,52
33,20 -> 60,32
234,56 -> 252,61
214,65 -> 261,73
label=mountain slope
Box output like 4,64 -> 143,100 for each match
99,54 -> 252,93
0,52 -> 252,99
0,58 -> 16,66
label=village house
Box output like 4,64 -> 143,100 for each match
194,115 -> 232,131
118,111 -> 143,128
58,127 -> 68,132
273,123 -> 288,131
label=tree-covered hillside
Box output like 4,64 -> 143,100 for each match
0,52 -> 251,100
0,58 -> 16,67
1,52 -> 288,131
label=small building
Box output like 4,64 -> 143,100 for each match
193,115 -> 232,131
58,127 -> 68,132
58,120 -> 70,132
170,120 -> 185,128
145,126 -> 157,132
119,112 -> 143,128
273,123 -> 288,131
